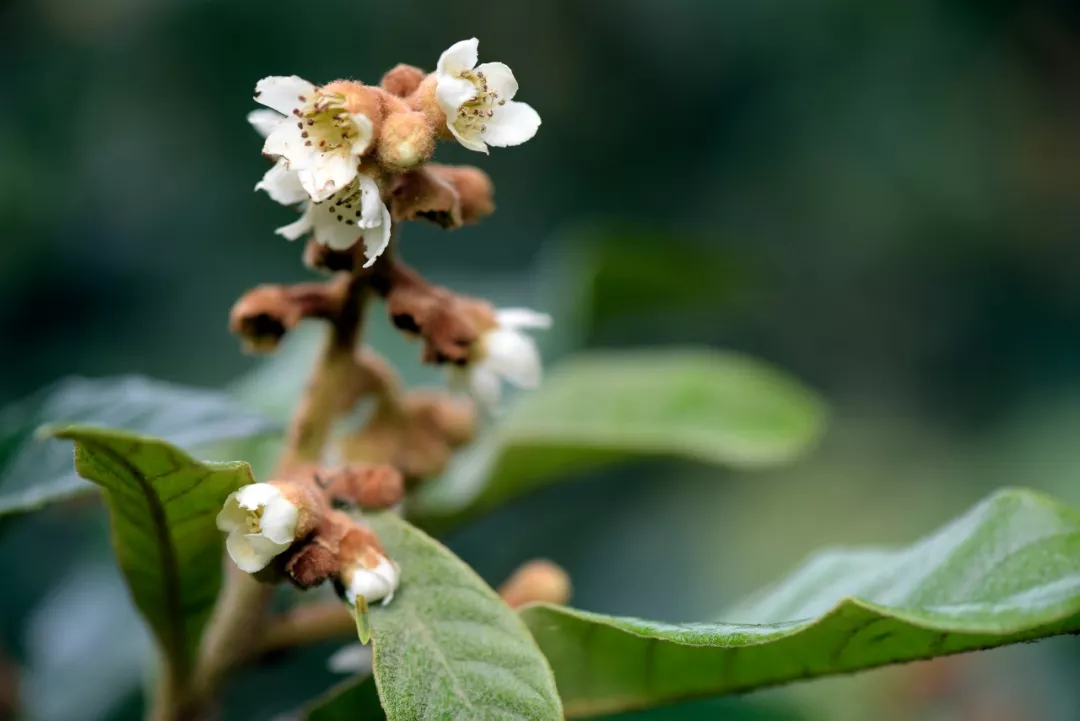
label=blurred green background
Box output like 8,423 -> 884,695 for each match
3,0 -> 1080,719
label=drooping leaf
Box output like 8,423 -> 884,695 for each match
0,376 -> 277,518
409,350 -> 826,532
307,513 -> 562,721
47,425 -> 254,685
520,488 -> 1080,718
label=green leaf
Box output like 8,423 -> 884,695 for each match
520,488 -> 1080,718
0,376 -> 277,519
309,513 -> 563,721
409,350 -> 826,532
47,425 -> 254,685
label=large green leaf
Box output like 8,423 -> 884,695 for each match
0,376 -> 277,519
408,350 -> 825,532
309,513 -> 562,720
48,425 -> 254,685
520,488 -> 1080,718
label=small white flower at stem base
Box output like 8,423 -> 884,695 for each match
448,307 -> 552,411
275,175 -> 392,267
254,76 -> 375,202
216,483 -> 301,573
435,38 -> 541,153
343,554 -> 400,607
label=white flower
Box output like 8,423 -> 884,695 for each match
327,644 -> 373,675
435,38 -> 541,153
344,555 -> 400,607
216,483 -> 300,573
254,76 -> 374,202
275,175 -> 392,266
449,307 -> 551,410
248,109 -> 308,206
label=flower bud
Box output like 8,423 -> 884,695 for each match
325,464 -> 405,510
216,481 -> 325,573
342,554 -> 400,607
377,111 -> 436,172
497,560 -> 572,609
428,164 -> 495,225
381,64 -> 426,98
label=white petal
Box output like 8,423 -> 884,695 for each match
226,532 -> 286,574
356,175 -> 382,228
349,113 -> 374,156
469,365 -> 504,411
247,109 -> 286,138
263,122 -> 310,167
275,206 -> 313,241
435,75 -> 477,118
328,644 -> 372,675
345,557 -> 400,606
482,101 -> 541,148
235,483 -> 281,509
446,120 -> 489,154
474,62 -> 518,101
437,38 -> 478,75
260,496 -> 300,544
215,494 -> 246,533
254,76 -> 316,116
485,328 -> 543,388
360,204 -> 392,268
311,201 -> 361,250
298,153 -> 357,203
496,308 -> 552,330
255,161 -> 307,206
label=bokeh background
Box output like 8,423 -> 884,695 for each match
3,0 -> 1080,719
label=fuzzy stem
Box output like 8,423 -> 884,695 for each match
167,274 -> 372,721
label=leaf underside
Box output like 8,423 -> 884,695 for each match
0,376 -> 276,519
409,350 -> 826,533
521,488 -> 1080,718
309,513 -> 563,721
50,425 -> 253,682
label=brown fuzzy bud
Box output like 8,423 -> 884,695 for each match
282,509 -> 362,589
338,522 -> 387,569
428,164 -> 495,225
497,560 -> 572,609
324,464 -> 405,510
381,64 -> 426,98
378,111 -> 436,172
391,167 -> 462,229
229,286 -> 303,353
229,281 -> 348,352
407,75 -> 452,139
